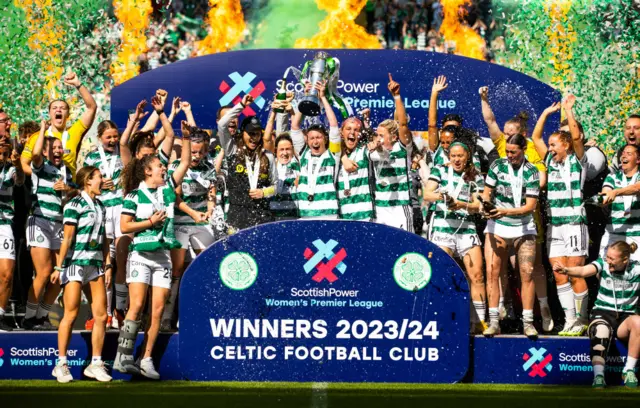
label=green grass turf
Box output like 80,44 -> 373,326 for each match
0,381 -> 638,408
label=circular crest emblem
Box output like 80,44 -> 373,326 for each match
219,252 -> 258,290
393,252 -> 432,292
131,270 -> 139,278
37,235 -> 45,243
236,164 -> 245,174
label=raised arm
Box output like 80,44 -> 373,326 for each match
120,100 -> 147,166
63,72 -> 97,129
479,87 -> 502,142
31,120 -> 47,168
170,121 -> 192,186
218,96 -> 249,152
150,96 -> 175,160
531,102 -> 560,159
263,108 -> 276,153
428,75 -> 448,151
563,95 -> 584,160
182,100 -> 196,126
388,73 -> 410,146
140,89 -> 167,132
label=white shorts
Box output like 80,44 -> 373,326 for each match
61,264 -> 103,286
175,225 -> 215,251
547,224 -> 588,258
105,205 -> 124,240
0,224 -> 16,260
27,216 -> 62,250
430,230 -> 480,258
126,250 -> 172,289
484,219 -> 537,240
375,205 -> 414,232
599,232 -> 640,261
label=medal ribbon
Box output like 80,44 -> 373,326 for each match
97,144 -> 119,180
80,191 -> 103,249
621,172 -> 638,215
507,161 -> 524,207
245,155 -> 261,190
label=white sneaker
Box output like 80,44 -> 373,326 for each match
541,306 -> 554,332
523,322 -> 539,339
483,320 -> 501,337
84,362 -> 112,382
52,364 -> 73,383
139,358 -> 160,380
559,319 -> 577,336
566,320 -> 588,337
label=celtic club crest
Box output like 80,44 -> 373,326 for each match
393,252 -> 432,291
219,252 -> 258,290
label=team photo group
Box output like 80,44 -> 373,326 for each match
0,68 -> 639,387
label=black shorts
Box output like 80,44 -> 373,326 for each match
590,309 -> 632,337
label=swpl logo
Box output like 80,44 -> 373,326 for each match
219,72 -> 266,116
522,347 -> 553,378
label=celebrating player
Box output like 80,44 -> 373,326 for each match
50,166 -> 111,383
554,241 -> 640,388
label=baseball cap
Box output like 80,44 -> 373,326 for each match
240,116 -> 262,133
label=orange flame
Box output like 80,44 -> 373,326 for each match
439,0 -> 485,60
194,0 -> 246,56
294,0 -> 381,49
110,0 -> 152,85
17,0 -> 65,98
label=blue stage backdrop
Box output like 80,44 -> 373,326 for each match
179,220 -> 470,383
111,49 -> 560,139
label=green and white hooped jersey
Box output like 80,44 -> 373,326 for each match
371,141 -> 412,208
545,153 -> 586,225
485,158 -> 540,229
603,171 -> 640,236
337,146 -> 374,220
433,146 -> 482,170
121,180 -> 180,252
83,148 -> 124,208
428,165 -> 484,235
591,257 -> 640,314
62,194 -> 106,267
271,159 -> 300,218
0,165 -> 17,225
297,148 -> 339,218
31,160 -> 74,222
169,160 -> 216,226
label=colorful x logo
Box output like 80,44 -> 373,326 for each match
303,239 -> 347,283
219,72 -> 266,116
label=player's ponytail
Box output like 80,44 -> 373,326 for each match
609,241 -> 638,259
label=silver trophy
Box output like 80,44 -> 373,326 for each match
298,51 -> 330,117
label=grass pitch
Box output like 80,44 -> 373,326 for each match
0,381 -> 638,408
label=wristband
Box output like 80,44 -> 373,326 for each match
393,95 -> 402,100
149,218 -> 154,227
104,264 -> 113,270
155,109 -> 164,115
54,266 -> 64,272
75,84 -> 82,89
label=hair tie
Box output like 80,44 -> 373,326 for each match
449,141 -> 470,152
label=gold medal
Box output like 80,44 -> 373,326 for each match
90,239 -> 98,248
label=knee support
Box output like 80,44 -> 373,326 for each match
117,319 -> 140,357
589,319 -> 613,364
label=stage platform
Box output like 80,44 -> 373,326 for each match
0,331 -> 629,385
